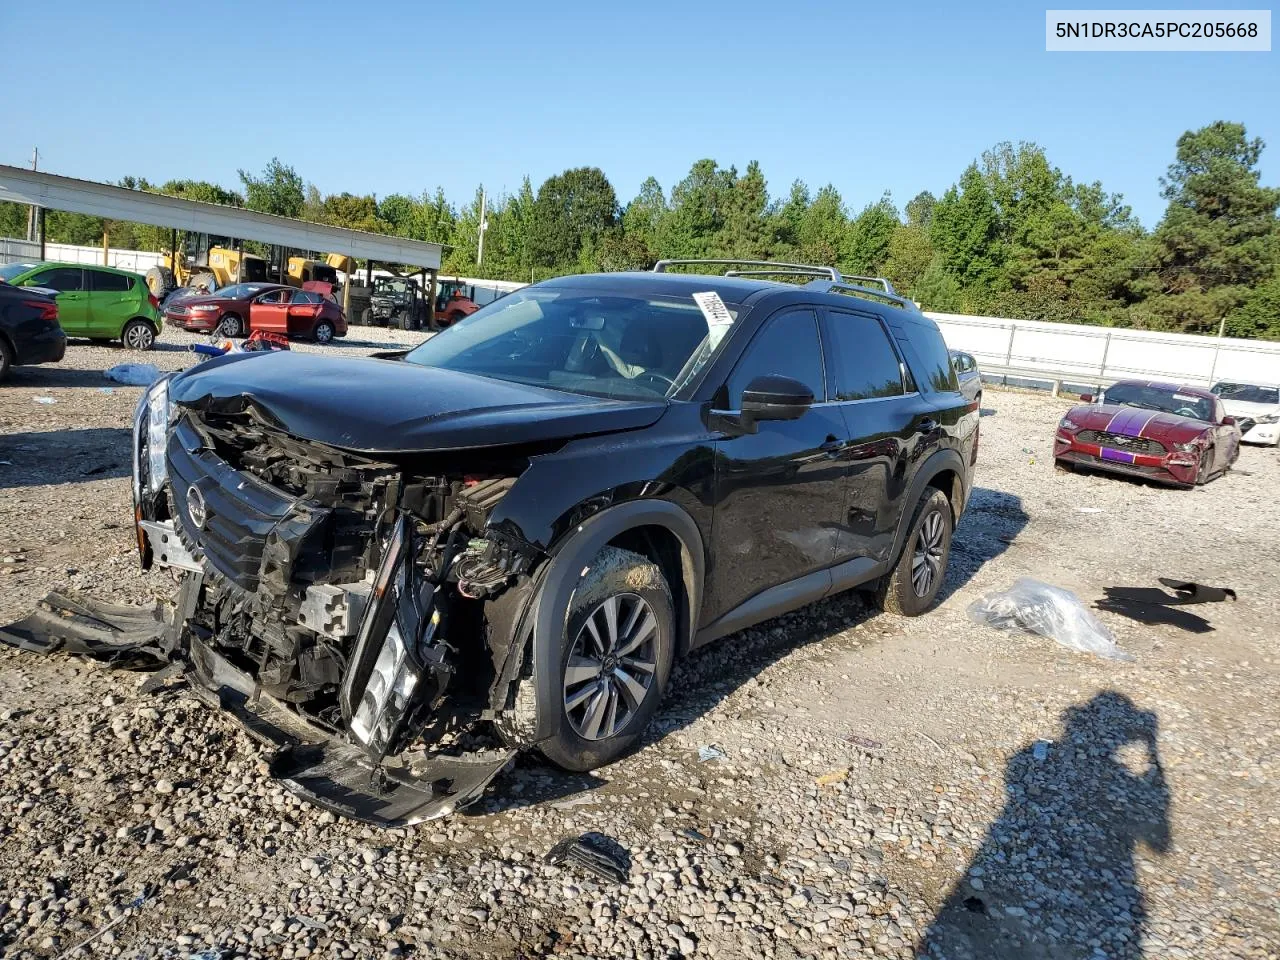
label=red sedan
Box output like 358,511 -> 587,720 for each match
1054,380 -> 1241,487
165,282 -> 347,344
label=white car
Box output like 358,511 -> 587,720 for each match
1211,381 -> 1280,445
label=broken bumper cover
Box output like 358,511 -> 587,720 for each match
0,590 -> 513,827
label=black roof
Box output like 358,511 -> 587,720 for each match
536,271 -> 782,305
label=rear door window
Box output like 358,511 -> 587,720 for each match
31,267 -> 85,292
89,270 -> 133,293
726,309 -> 826,405
291,290 -> 322,304
822,310 -> 906,401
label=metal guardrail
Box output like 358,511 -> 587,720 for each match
932,312 -> 1280,394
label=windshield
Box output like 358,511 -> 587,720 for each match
376,278 -> 409,295
0,262 -> 38,282
1211,381 -> 1279,404
1100,383 -> 1213,422
402,287 -> 726,400
214,283 -> 271,299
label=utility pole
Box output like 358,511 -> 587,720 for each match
476,188 -> 488,266
25,147 -> 39,242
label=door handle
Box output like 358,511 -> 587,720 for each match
916,418 -> 939,434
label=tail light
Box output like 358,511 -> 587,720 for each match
148,292 -> 161,310
23,299 -> 59,323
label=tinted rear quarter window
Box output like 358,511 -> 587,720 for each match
727,309 -> 825,404
89,270 -> 133,293
906,322 -> 959,393
823,310 -> 905,400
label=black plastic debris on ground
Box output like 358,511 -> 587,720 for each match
1096,578 -> 1237,634
545,833 -> 630,884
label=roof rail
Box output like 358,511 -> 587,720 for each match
838,275 -> 897,295
652,259 -> 841,281
806,278 -> 909,308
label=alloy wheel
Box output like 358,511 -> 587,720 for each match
563,593 -> 658,741
124,322 -> 154,350
911,510 -> 946,597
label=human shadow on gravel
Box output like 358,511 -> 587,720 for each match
919,691 -> 1170,960
0,428 -> 131,489
941,487 -> 1029,602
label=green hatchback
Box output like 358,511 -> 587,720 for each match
0,262 -> 164,350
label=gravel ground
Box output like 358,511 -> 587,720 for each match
1,328 -> 1278,959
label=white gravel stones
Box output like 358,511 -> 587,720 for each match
2,338 -> 1278,957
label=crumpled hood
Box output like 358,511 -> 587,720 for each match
170,351 -> 667,453
1067,404 -> 1212,443
1219,397 -> 1280,419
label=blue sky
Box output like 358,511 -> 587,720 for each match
2,0 -> 1275,227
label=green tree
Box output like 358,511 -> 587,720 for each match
529,167 -> 619,269
930,164 -> 1004,292
622,176 -> 667,258
1226,274 -> 1280,339
884,223 -> 935,297
905,191 -> 937,229
1150,122 -> 1280,333
793,184 -> 847,267
843,194 -> 899,275
238,158 -> 305,218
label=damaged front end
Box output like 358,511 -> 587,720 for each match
6,376 -> 546,826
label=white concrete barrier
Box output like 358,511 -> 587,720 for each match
0,236 -> 164,275
929,311 -> 1280,389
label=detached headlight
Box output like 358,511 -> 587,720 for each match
1059,417 -> 1081,432
146,378 -> 171,494
132,377 -> 171,500
1174,440 -> 1200,453
341,517 -> 443,758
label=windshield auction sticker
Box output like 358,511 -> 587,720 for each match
692,291 -> 736,348
1046,9 -> 1271,50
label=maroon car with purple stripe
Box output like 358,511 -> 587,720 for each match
1054,379 -> 1241,487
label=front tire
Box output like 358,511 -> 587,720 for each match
216,314 -> 244,338
145,266 -> 175,299
121,319 -> 156,351
871,487 -> 953,616
1195,446 -> 1215,485
536,546 -> 674,773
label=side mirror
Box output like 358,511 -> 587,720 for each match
741,375 -> 814,423
1221,415 -> 1237,427
1079,393 -> 1094,403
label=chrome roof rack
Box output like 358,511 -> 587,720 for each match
652,259 -> 841,281
805,278 -> 910,309
652,259 -> 902,300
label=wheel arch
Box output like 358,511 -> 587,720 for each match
529,499 -> 705,741
889,448 -> 967,564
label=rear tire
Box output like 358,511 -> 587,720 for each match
0,338 -> 13,382
190,272 -> 216,292
871,487 -> 953,616
312,320 -> 335,344
121,319 -> 156,351
530,546 -> 675,773
145,266 -> 175,299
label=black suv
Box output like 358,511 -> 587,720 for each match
83,261 -> 977,823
